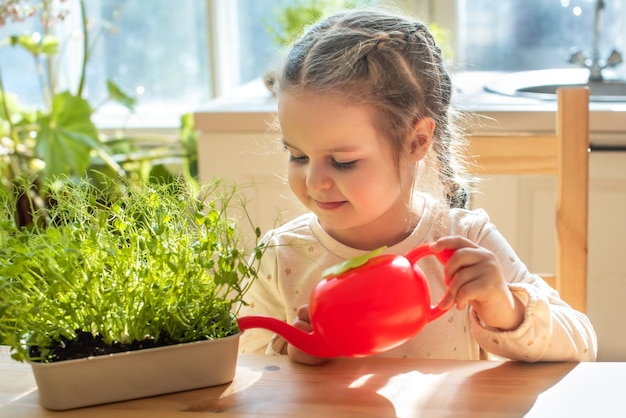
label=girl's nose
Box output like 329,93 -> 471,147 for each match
306,162 -> 332,191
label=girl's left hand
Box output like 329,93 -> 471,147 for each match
430,236 -> 525,331
287,305 -> 328,365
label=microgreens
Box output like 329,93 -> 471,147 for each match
0,177 -> 265,363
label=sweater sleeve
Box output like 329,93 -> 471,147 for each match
466,217 -> 597,362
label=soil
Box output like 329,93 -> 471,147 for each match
30,330 -> 181,362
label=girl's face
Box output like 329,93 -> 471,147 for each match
278,92 -> 426,250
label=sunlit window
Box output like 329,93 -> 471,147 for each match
218,0 -> 379,92
1,0 -> 212,128
1,0 -> 381,128
3,0 -> 623,130
456,0 -> 625,72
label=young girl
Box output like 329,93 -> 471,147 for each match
238,8 -> 597,364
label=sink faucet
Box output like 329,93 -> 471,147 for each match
568,0 -> 623,81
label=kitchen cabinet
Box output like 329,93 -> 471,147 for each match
196,124 -> 305,243
195,75 -> 626,361
587,154 -> 626,361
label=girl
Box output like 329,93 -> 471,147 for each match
238,8 -> 597,364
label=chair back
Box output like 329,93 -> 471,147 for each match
467,88 -> 590,312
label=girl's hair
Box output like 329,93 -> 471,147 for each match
277,8 -> 470,209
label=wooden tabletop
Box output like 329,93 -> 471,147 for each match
1,346 -> 624,417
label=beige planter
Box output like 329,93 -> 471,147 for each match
30,333 -> 240,410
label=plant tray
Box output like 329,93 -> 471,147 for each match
30,333 -> 240,410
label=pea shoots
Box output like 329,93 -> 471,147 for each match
0,177 -> 265,363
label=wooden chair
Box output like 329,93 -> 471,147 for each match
466,88 -> 590,313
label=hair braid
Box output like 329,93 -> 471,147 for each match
405,22 -> 469,209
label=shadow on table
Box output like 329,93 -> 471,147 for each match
331,360 -> 576,417
415,361 -> 578,417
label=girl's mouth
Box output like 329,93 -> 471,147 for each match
315,200 -> 345,211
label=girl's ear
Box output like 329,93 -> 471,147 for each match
407,117 -> 435,162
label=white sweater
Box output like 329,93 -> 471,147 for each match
238,196 -> 597,362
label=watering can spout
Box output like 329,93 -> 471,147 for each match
237,315 -> 334,358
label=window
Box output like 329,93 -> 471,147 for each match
95,1 -> 212,111
1,0 -> 380,128
455,0 -> 626,72
209,0 -> 310,97
2,0 -> 624,130
1,0 -> 212,128
211,0 -> 379,95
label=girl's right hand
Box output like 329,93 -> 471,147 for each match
287,305 -> 327,365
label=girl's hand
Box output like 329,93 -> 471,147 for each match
287,305 -> 327,365
430,236 -> 525,331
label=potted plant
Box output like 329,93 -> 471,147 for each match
0,176 -> 265,410
1,0 -> 198,228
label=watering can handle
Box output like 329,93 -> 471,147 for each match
403,243 -> 455,322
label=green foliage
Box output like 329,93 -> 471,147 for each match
0,177 -> 265,363
0,0 -> 197,228
267,2 -> 454,60
267,0 -> 371,47
106,79 -> 137,110
428,22 -> 454,61
0,5 -> 132,180
35,92 -> 100,178
9,32 -> 59,56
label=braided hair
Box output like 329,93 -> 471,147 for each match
277,8 -> 470,209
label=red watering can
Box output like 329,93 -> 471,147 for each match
237,243 -> 454,358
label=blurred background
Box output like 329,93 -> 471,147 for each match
2,0 -> 623,128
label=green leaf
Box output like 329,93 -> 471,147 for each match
321,246 -> 386,278
106,79 -> 136,111
10,33 -> 59,56
0,91 -> 21,123
35,92 -> 100,178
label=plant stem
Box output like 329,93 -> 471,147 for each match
33,54 -> 52,112
77,0 -> 88,97
0,63 -> 16,141
41,0 -> 55,104
0,62 -> 27,186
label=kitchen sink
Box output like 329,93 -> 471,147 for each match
485,68 -> 626,102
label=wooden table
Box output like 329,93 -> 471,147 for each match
1,346 -> 624,417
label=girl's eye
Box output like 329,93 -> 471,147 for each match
285,148 -> 356,169
289,154 -> 309,164
332,160 -> 357,170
